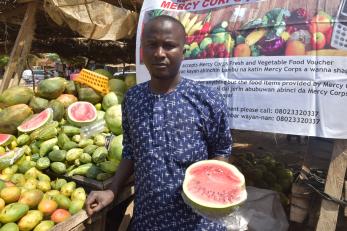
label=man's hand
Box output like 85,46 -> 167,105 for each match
86,190 -> 115,216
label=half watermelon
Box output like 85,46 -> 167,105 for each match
67,101 -> 97,127
182,160 -> 247,217
17,108 -> 53,133
0,134 -> 14,146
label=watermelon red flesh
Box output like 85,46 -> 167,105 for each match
0,134 -> 13,146
183,160 -> 246,210
187,163 -> 243,205
17,108 -> 52,132
68,102 -> 96,122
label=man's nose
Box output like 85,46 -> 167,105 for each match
154,46 -> 165,57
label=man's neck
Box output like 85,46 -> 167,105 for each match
149,75 -> 181,94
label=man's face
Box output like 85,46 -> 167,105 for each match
142,19 -> 185,80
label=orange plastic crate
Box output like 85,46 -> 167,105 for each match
74,69 -> 109,94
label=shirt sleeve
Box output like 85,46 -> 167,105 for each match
121,95 -> 134,161
205,95 -> 232,159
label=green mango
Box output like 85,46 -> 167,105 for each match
16,134 -> 30,146
61,125 -> 80,136
57,133 -> 70,149
18,210 -> 43,231
33,220 -> 55,231
69,200 -> 84,215
60,182 -> 76,197
63,141 -> 79,150
36,157 -> 50,170
67,163 -> 93,177
54,195 -> 71,209
78,139 -> 94,148
51,178 -> 67,191
99,160 -> 119,174
92,147 -> 108,164
39,137 -> 58,157
80,153 -> 92,164
66,148 -> 83,162
48,150 -> 66,162
83,144 -> 98,155
0,203 -> 29,223
50,162 -> 66,174
71,187 -> 86,202
0,222 -> 19,231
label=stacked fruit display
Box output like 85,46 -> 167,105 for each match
0,70 -> 136,183
232,152 -> 293,205
173,8 -> 345,59
0,165 -> 86,230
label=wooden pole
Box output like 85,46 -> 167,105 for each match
316,140 -> 347,231
0,1 -> 38,92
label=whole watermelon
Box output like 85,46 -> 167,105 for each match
0,86 -> 34,106
0,104 -> 33,134
37,77 -> 66,100
105,105 -> 122,135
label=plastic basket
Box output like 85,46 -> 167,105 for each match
74,69 -> 109,94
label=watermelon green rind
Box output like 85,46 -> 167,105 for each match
17,108 -> 53,133
67,101 -> 97,127
182,160 -> 247,216
0,134 -> 14,146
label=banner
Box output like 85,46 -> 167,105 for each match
136,0 -> 347,138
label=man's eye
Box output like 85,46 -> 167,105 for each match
164,44 -> 176,49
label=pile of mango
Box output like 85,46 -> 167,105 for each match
0,165 -> 86,230
232,152 -> 294,205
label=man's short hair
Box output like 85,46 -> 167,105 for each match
145,15 -> 186,42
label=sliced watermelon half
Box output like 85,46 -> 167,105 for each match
182,160 -> 247,217
67,101 -> 97,127
0,134 -> 14,146
17,108 -> 53,133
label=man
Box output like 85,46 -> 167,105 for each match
86,15 -> 232,230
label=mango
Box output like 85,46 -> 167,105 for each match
0,222 -> 19,231
18,189 -> 44,208
69,200 -> 84,214
43,190 -> 60,200
0,202 -> 29,223
51,178 -> 67,191
1,186 -> 21,204
60,182 -> 76,197
23,178 -> 38,190
37,181 -> 51,192
18,210 -> 43,231
71,187 -> 86,202
33,220 -> 55,231
54,194 -> 71,210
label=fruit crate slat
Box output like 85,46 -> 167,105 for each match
74,69 -> 109,95
51,210 -> 88,231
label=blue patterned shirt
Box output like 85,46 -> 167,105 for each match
122,78 -> 232,231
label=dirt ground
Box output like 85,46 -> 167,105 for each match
232,130 -> 347,231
